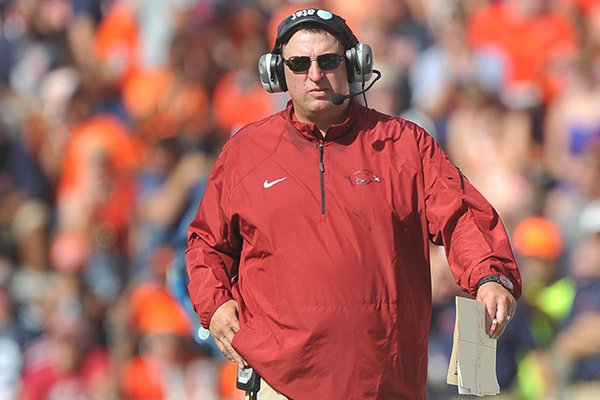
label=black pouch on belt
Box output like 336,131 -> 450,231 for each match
237,366 -> 261,400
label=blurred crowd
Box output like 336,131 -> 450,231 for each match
1,0 -> 600,399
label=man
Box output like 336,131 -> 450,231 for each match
186,9 -> 521,399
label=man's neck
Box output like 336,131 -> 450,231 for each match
316,126 -> 327,138
293,105 -> 350,137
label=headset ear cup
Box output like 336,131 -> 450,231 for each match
345,43 -> 373,83
274,54 -> 287,92
345,47 -> 356,83
258,53 -> 287,93
258,53 -> 274,92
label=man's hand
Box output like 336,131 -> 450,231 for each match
476,282 -> 516,339
209,300 -> 248,368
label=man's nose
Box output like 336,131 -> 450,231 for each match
307,60 -> 325,81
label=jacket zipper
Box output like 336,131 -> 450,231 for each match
456,167 -> 465,192
319,140 -> 326,215
315,132 -> 326,215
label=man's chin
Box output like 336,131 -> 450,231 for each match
309,97 -> 337,110
294,98 -> 346,123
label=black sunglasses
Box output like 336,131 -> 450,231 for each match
283,53 -> 345,72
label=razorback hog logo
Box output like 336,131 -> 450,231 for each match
347,170 -> 383,186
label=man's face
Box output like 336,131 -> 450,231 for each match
282,29 -> 349,124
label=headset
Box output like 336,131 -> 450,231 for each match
258,9 -> 373,93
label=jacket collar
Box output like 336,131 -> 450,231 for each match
284,100 -> 361,142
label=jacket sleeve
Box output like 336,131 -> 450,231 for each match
185,145 -> 242,328
417,125 -> 522,299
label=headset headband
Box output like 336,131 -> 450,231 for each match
258,8 -> 373,93
273,9 -> 358,52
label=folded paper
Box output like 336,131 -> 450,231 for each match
447,296 -> 500,396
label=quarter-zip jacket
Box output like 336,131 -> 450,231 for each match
186,100 -> 521,399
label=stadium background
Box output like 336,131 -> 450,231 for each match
1,0 -> 600,398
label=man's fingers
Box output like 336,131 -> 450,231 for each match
487,303 -> 512,338
495,303 -> 510,324
231,350 -> 248,368
477,281 -> 517,338
208,301 -> 247,367
210,300 -> 241,334
212,323 -> 241,360
491,321 -> 508,339
215,337 -> 247,367
213,320 -> 238,342
215,312 -> 240,335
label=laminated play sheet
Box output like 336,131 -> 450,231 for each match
446,296 -> 500,396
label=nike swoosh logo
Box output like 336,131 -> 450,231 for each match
263,177 -> 287,188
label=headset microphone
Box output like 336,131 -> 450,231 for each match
331,69 -> 382,105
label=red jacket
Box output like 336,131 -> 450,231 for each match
186,101 -> 521,399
